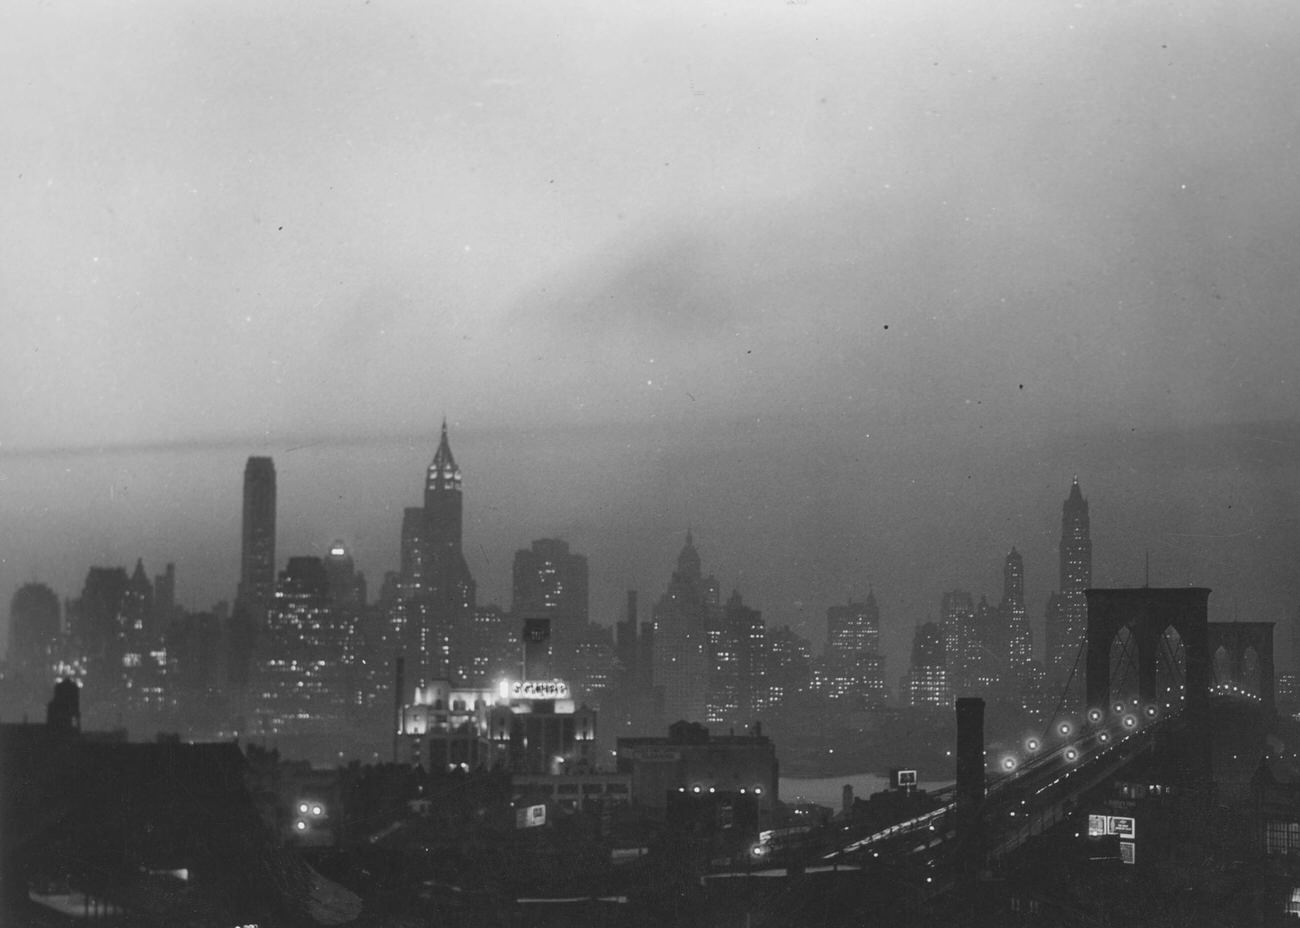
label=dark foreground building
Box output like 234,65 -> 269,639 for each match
1,682 -> 360,926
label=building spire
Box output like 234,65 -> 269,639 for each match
426,417 -> 462,498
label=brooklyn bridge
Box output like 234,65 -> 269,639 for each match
697,587 -> 1297,926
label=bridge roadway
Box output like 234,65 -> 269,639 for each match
704,707 -> 1183,884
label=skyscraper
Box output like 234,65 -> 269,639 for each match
397,421 -> 477,687
1002,547 -> 1032,674
826,593 -> 881,661
904,622 -> 950,708
260,556 -> 351,732
652,531 -> 714,724
5,583 -> 63,718
824,593 -> 886,705
1046,478 -> 1092,684
707,589 -> 765,725
511,539 -> 590,627
237,457 -> 277,622
939,591 -> 977,693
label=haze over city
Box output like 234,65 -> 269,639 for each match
3,0 -> 1299,676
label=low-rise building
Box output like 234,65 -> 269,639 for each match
616,720 -> 778,818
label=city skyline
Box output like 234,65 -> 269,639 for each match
3,421 -> 1296,686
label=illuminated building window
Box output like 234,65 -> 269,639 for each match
1267,821 -> 1300,856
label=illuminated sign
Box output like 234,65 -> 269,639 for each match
1119,841 -> 1136,865
516,804 -> 547,829
1087,814 -> 1136,839
511,680 -> 570,699
896,769 -> 918,788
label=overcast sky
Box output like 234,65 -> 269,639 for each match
2,0 -> 1298,675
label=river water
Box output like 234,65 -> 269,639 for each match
779,773 -> 954,809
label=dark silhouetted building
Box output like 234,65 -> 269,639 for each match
152,562 -> 177,633
1002,547 -> 1031,673
396,421 -> 477,690
511,538 -> 589,626
1047,478 -> 1092,694
763,625 -> 813,710
652,531 -> 716,724
6,583 -> 63,713
237,456 -> 277,623
617,720 -> 779,820
68,566 -> 130,714
707,589 -> 766,725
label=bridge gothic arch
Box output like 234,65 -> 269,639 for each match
1108,624 -> 1139,705
1206,621 -> 1274,714
1085,588 -> 1212,780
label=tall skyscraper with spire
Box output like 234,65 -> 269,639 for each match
237,457 -> 277,622
398,421 -> 477,686
652,530 -> 714,725
1046,478 -> 1092,687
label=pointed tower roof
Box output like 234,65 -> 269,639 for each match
434,418 -> 456,469
675,529 -> 701,581
426,419 -> 463,495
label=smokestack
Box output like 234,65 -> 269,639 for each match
955,697 -> 985,811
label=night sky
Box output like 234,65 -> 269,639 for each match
3,1 -> 1299,676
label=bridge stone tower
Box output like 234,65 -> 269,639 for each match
1207,621 -> 1275,716
1084,588 -> 1211,781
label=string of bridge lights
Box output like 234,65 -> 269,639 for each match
993,698 -> 1166,776
993,682 -> 1260,777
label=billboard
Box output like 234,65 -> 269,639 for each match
1110,816 -> 1136,839
1119,841 -> 1136,865
895,769 -> 918,789
1087,814 -> 1136,840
